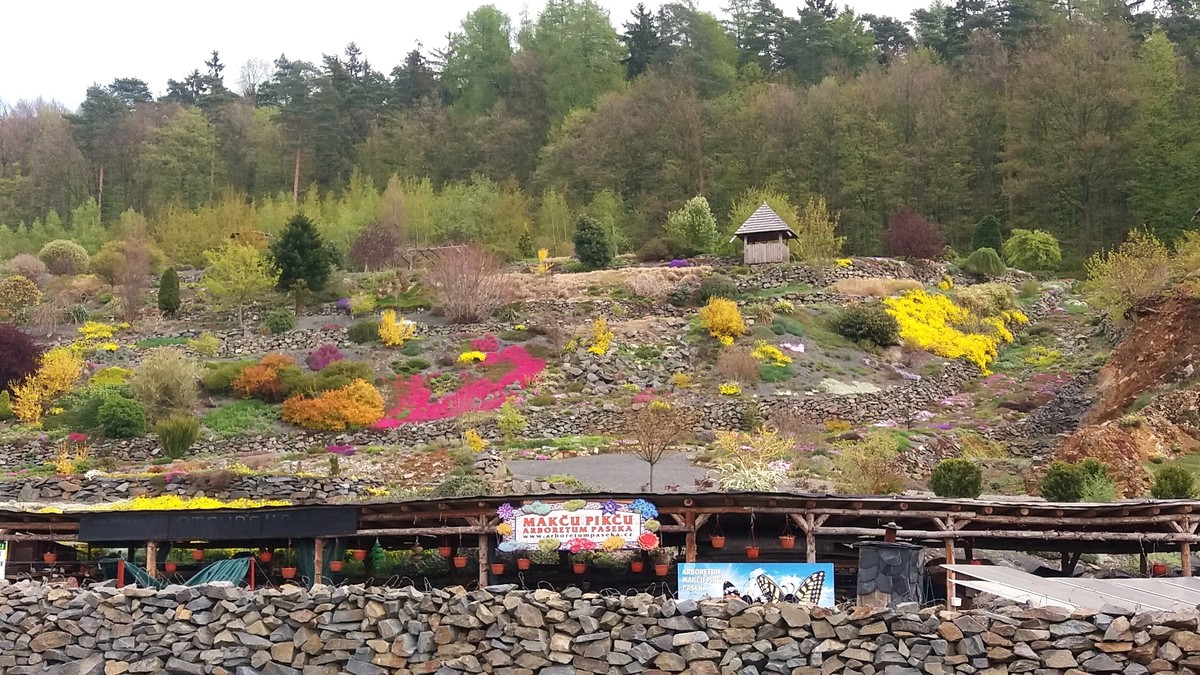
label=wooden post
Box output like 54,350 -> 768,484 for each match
117,559 -> 125,587
146,542 -> 157,579
944,539 -> 956,607
313,538 -> 324,587
1140,552 -> 1148,576
684,512 -> 697,563
1185,516 -> 1194,577
249,557 -> 255,591
478,533 -> 489,588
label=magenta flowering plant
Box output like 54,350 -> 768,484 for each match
631,388 -> 656,405
326,445 -> 357,456
306,344 -> 345,371
66,432 -> 89,444
471,334 -> 500,353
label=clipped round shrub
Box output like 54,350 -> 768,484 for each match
38,240 -> 90,275
0,324 -> 43,392
1039,461 -> 1085,502
98,396 -> 147,438
695,275 -> 738,305
262,308 -> 296,335
347,320 -> 380,344
832,303 -> 899,347
1003,229 -> 1062,271
928,458 -> 983,498
0,391 -> 11,420
157,268 -> 181,315
1152,465 -> 1196,499
962,247 -> 1006,277
5,254 -> 48,287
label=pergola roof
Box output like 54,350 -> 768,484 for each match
732,203 -> 798,239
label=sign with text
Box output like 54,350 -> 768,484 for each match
678,563 -> 835,606
496,499 -> 660,553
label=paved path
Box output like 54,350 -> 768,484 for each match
508,452 -> 709,492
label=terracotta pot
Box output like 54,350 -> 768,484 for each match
710,535 -> 726,549
438,546 -> 453,558
969,559 -> 983,566
258,550 -> 272,563
329,560 -> 344,572
630,560 -> 644,573
281,567 -> 297,580
453,556 -> 468,569
779,535 -> 796,550
43,552 -> 57,564
352,549 -> 367,562
746,546 -> 761,559
654,564 -> 669,577
164,562 -> 177,574
1153,563 -> 1168,576
573,562 -> 587,574
191,549 -> 204,561
490,563 -> 506,575
517,558 -> 531,570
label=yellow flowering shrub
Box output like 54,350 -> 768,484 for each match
458,351 -> 487,364
465,428 -> 488,452
587,315 -> 614,356
719,382 -> 742,396
699,298 -> 746,345
883,290 -> 1025,374
11,347 -> 85,425
281,379 -> 385,431
836,258 -> 853,268
378,309 -> 416,347
937,276 -> 954,291
751,341 -> 791,366
78,321 -> 117,342
534,248 -> 553,275
669,373 -> 692,388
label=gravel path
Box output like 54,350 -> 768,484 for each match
508,453 -> 710,492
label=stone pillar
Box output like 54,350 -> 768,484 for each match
857,541 -> 923,608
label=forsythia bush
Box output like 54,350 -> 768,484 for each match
883,290 -> 1027,374
699,298 -> 746,346
587,315 -> 614,356
281,379 -> 385,431
378,309 -> 416,347
11,347 -> 85,425
0,275 -> 40,320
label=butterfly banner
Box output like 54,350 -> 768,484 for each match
677,563 -> 835,606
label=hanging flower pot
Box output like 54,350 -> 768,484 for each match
517,557 -> 531,571
438,546 -> 453,558
746,546 -> 761,559
191,549 -> 204,561
329,560 -> 344,572
630,560 -> 645,573
352,549 -> 367,562
258,550 -> 273,564
411,544 -> 424,559
779,535 -> 796,550
1153,563 -> 1168,576
490,562 -> 506,575
281,567 -> 297,580
710,535 -> 726,549
164,561 -> 178,574
453,555 -> 468,569
573,562 -> 587,574
654,563 -> 669,577
43,552 -> 57,564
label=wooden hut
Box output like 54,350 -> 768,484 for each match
731,203 -> 798,264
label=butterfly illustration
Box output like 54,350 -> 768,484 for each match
723,571 -> 825,604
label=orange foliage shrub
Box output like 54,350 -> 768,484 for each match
231,353 -> 294,403
258,354 -> 295,370
281,379 -> 384,431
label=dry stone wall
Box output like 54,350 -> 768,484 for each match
0,581 -> 1190,675
0,475 -> 383,505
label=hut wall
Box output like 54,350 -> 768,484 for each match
744,241 -> 790,264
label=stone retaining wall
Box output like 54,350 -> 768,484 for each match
0,475 -> 383,505
0,581 -> 1188,674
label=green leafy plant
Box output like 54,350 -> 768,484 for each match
573,215 -> 612,270
496,401 -> 527,442
262,308 -> 296,335
270,213 -> 335,293
833,432 -> 905,495
430,475 -> 491,498
928,459 -> 983,498
831,304 -> 899,347
962,248 -> 1006,277
98,396 -> 147,439
1003,229 -> 1062,271
128,348 -> 201,419
348,320 -> 380,344
157,268 -> 181,315
202,400 -> 280,437
1152,465 -> 1196,499
188,332 -> 221,357
971,215 -> 1003,253
695,275 -> 738,305
666,195 -> 719,255
156,416 -> 200,459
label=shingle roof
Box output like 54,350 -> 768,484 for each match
732,203 -> 798,238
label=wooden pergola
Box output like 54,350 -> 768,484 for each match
4,492 -> 1200,596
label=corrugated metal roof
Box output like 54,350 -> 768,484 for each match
945,564 -> 1200,612
733,203 -> 798,238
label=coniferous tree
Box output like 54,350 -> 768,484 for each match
271,214 -> 334,293
574,215 -> 612,269
157,267 -> 181,316
971,215 -> 1004,253
622,3 -> 662,79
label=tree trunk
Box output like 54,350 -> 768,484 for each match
648,463 -> 655,491
293,148 -> 301,204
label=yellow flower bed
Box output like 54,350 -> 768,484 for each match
719,382 -> 742,396
699,298 -> 746,346
751,340 -> 791,366
78,321 -> 118,341
35,495 -> 293,514
883,290 -> 1026,374
836,258 -> 853,268
458,351 -> 487,364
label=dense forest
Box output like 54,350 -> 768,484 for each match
3,0 -> 1200,267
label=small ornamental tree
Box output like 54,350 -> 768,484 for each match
270,213 -> 334,293
202,243 -> 280,333
0,325 -> 43,392
962,248 -> 1006,277
882,207 -> 945,260
630,400 -> 689,490
348,223 -> 401,272
1004,228 -> 1063,271
971,215 -> 1004,253
573,215 -> 612,270
157,268 -> 181,315
929,458 -> 983,498
666,195 -> 720,255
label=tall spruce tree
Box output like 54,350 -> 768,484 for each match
157,268 -> 181,315
622,3 -> 662,79
271,213 -> 334,293
972,215 -> 1004,253
574,215 -> 613,269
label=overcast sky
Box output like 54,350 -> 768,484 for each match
1,0 -> 929,109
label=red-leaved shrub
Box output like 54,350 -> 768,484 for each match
0,325 -> 43,392
348,223 -> 401,272
306,344 -> 345,371
882,207 -> 945,260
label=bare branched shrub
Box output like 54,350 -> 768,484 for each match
29,290 -> 74,338
716,346 -> 761,384
5,254 -> 48,287
115,234 -> 150,320
427,246 -> 514,323
128,348 -> 202,420
831,277 -> 923,297
629,401 -> 690,489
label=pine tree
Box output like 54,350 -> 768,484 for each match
270,213 -> 334,293
971,215 -> 1003,253
622,3 -> 662,79
574,215 -> 612,270
157,268 -> 181,315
